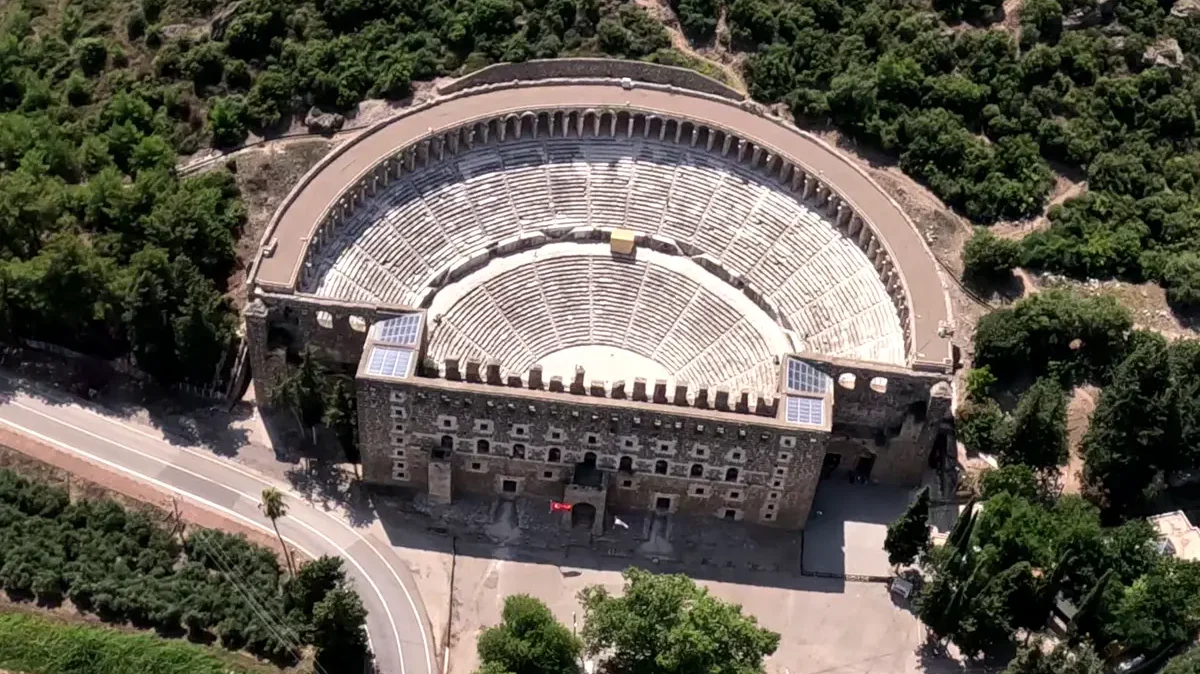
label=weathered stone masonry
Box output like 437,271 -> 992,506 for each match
355,351 -> 950,531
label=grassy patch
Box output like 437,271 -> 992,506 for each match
0,610 -> 274,674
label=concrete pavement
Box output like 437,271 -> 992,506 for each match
0,384 -> 436,674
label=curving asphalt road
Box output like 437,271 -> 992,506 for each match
0,383 -> 436,674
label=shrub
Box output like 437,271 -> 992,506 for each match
957,399 -> 1010,456
208,95 -> 249,148
963,228 -> 1020,284
74,37 -> 108,76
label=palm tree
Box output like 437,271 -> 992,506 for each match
260,487 -> 296,576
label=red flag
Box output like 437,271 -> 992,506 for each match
550,501 -> 573,513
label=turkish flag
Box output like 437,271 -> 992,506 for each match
550,501 -> 573,513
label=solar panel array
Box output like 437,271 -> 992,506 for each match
785,395 -> 825,426
786,359 -> 832,395
374,314 -> 422,346
365,346 -> 414,378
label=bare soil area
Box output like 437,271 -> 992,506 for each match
1061,385 -> 1098,495
225,140 -> 335,307
633,0 -> 748,90
1035,277 -> 1200,340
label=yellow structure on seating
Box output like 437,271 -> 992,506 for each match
610,229 -> 635,255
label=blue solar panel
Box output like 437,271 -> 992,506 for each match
786,359 -> 831,395
374,314 -> 421,346
366,346 -> 414,378
785,396 -> 825,426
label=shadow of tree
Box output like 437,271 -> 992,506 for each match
285,459 -> 377,528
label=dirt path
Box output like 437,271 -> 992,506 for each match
633,0 -> 748,91
1061,385 -> 1097,495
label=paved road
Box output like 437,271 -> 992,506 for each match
0,384 -> 436,674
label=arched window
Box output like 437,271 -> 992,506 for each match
512,443 -> 526,459
547,447 -> 561,463
476,439 -> 490,454
655,460 -> 668,475
583,451 -> 597,467
690,463 -> 703,477
440,435 -> 454,449
725,467 -> 739,482
619,456 -> 633,472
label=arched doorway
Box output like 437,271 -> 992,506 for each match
582,451 -> 597,469
571,503 -> 597,530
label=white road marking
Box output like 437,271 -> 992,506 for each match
0,411 -> 415,672
8,393 -> 434,674
8,394 -> 435,674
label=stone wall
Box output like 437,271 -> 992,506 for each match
356,375 -> 827,529
248,292 -> 416,404
437,59 -> 744,101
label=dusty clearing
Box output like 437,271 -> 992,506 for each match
1061,386 -> 1098,495
633,0 -> 748,90
225,140 -> 335,307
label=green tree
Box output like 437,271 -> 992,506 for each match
274,350 -> 327,443
979,464 -> 1042,502
885,486 -> 931,567
1002,378 -> 1068,471
285,556 -> 347,619
963,228 -> 1020,286
209,95 -> 249,148
957,399 -> 1011,456
973,290 -> 1132,387
965,366 -> 997,402
1113,558 -> 1200,654
259,487 -> 296,577
1082,334 -> 1172,517
312,586 -> 371,672
476,595 -> 581,674
323,376 -> 360,465
579,568 -> 779,674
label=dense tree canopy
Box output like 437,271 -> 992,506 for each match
1003,377 -> 1068,471
733,0 -> 1200,301
915,490 -> 1172,659
1081,332 -> 1200,517
0,470 -> 370,666
579,568 -> 779,674
973,289 -> 1132,387
0,0 -> 686,387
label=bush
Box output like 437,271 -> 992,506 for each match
672,0 -> 719,41
74,37 -> 108,76
0,470 -> 368,665
0,612 -> 262,674
208,95 -> 249,148
957,399 -> 1010,456
1162,252 -> 1200,309
963,228 -> 1020,284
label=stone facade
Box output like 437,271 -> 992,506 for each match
356,375 -> 829,530
352,347 -> 951,532
245,292 -> 412,404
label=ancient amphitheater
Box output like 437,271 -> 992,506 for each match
246,60 -> 955,532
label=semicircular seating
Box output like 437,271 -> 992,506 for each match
425,254 -> 782,392
302,135 -> 905,367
